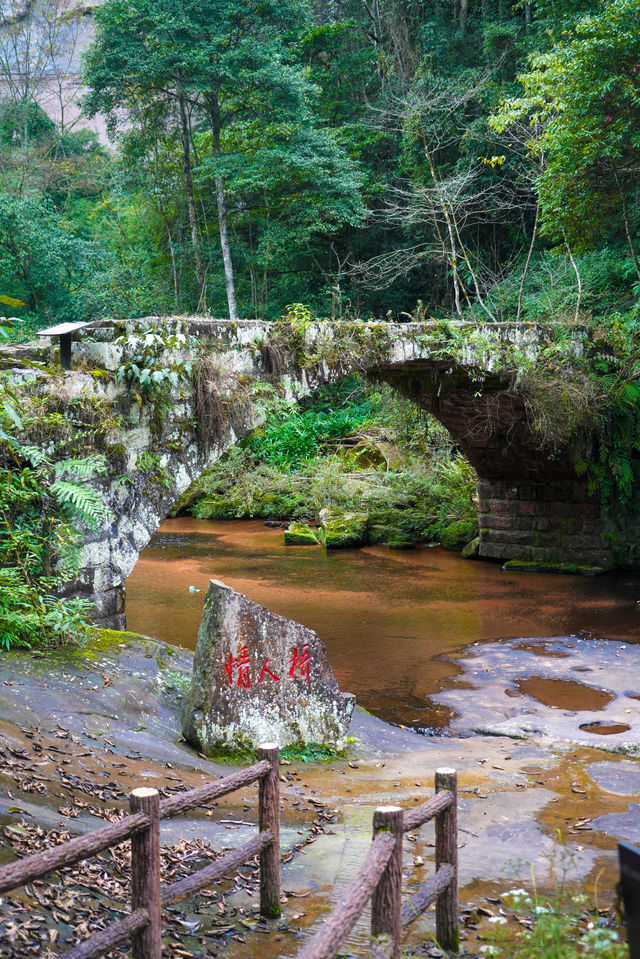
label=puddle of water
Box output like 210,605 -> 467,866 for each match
579,721 -> 632,736
514,677 -> 614,712
512,642 -> 571,658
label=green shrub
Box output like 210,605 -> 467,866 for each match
441,517 -> 479,551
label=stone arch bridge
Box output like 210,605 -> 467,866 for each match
2,317 -> 623,628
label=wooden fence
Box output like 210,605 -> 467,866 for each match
294,767 -> 459,959
0,743 -> 281,959
0,750 -> 458,959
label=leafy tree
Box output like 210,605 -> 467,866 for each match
84,0 -> 365,319
495,0 -> 640,276
0,191 -> 101,322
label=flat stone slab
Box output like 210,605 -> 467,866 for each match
182,580 -> 355,752
586,760 -> 640,796
432,636 -> 640,753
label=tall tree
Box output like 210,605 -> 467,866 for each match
496,0 -> 640,275
84,0 -> 364,319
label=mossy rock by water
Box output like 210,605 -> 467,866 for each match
193,489 -> 307,520
207,742 -> 347,764
366,507 -> 425,547
441,518 -> 478,552
388,538 -> 416,550
503,559 -> 612,575
461,536 -> 480,559
319,510 -> 368,549
192,494 -> 239,520
285,522 -> 319,546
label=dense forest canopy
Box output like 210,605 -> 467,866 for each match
1,0 -> 638,327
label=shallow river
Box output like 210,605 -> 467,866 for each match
127,519 -> 640,730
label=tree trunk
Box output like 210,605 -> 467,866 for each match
178,93 -> 206,306
209,96 -> 239,321
563,234 -> 582,323
460,0 -> 469,31
425,150 -> 464,318
614,170 -> 640,282
517,202 -> 538,322
215,177 -> 238,321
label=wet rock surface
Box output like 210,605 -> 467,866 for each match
433,635 -> 640,752
182,580 -> 355,752
0,630 -> 636,957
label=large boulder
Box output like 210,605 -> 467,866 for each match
319,509 -> 368,549
182,580 -> 355,753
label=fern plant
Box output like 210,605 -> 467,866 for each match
51,457 -> 108,530
0,380 -> 108,649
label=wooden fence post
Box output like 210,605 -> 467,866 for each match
258,742 -> 281,918
130,787 -> 162,959
435,768 -> 459,953
371,805 -> 403,959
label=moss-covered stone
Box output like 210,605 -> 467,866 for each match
502,559 -> 612,575
343,441 -> 388,471
366,507 -> 425,547
388,538 -> 416,550
319,510 -> 368,549
461,536 -> 480,559
442,518 -> 478,551
284,522 -> 319,545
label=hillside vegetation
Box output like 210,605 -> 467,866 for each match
1,0 -> 638,329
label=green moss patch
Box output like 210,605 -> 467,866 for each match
320,510 -> 368,548
284,522 -> 320,545
503,560 -> 612,575
202,742 -> 346,765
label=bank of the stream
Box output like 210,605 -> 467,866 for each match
176,378 -> 479,555
127,519 -> 640,732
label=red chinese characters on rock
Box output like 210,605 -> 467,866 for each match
224,645 -> 311,688
289,644 -> 311,683
258,659 -> 280,684
225,646 -> 250,688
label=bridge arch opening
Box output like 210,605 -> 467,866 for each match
120,373 -> 479,630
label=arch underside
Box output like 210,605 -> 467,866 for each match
379,360 -> 615,572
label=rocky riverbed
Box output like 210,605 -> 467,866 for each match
0,630 -> 636,957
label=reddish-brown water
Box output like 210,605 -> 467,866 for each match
126,519 -> 640,729
514,676 -> 615,711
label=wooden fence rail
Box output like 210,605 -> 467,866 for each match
0,743 -> 281,959
295,767 -> 459,959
